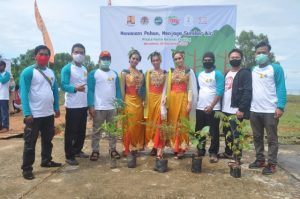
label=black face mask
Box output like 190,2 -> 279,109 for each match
203,62 -> 214,69
230,59 -> 242,67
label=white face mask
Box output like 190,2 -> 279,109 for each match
72,54 -> 85,63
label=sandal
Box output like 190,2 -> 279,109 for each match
110,149 -> 121,159
90,151 -> 99,161
150,148 -> 157,156
217,152 -> 233,159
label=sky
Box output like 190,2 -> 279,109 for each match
0,0 -> 299,91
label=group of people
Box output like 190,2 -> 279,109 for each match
19,41 -> 286,180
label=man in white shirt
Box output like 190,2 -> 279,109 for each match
0,60 -> 11,133
20,45 -> 61,180
88,51 -> 122,161
61,43 -> 89,165
219,49 -> 252,164
195,52 -> 224,163
248,41 -> 287,175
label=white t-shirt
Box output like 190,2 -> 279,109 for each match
64,64 -> 88,108
222,71 -> 238,114
0,71 -> 10,100
94,69 -> 117,110
197,70 -> 221,110
251,65 -> 277,113
29,68 -> 55,118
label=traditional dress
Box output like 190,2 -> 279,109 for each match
167,67 -> 197,153
144,69 -> 167,149
121,68 -> 145,154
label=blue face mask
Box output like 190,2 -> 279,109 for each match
100,60 -> 111,69
255,54 -> 269,65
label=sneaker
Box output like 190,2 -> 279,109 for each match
248,159 -> 266,169
262,164 -> 276,175
75,151 -> 89,158
41,161 -> 62,168
209,154 -> 218,163
65,159 -> 79,166
22,170 -> 35,180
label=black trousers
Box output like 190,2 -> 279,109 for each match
195,109 -> 220,155
21,115 -> 54,171
64,107 -> 88,159
223,113 -> 243,160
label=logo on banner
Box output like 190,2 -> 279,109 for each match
167,16 -> 179,25
198,16 -> 208,24
127,16 -> 135,26
140,16 -> 149,25
184,15 -> 193,27
154,16 -> 163,25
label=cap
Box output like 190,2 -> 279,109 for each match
100,51 -> 111,58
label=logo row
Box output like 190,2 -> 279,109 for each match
127,15 -> 208,26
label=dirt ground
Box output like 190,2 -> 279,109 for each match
1,110 -> 300,199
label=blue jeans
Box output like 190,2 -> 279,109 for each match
0,100 -> 9,129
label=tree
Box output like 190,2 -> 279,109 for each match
11,49 -> 35,84
11,50 -> 95,86
236,30 -> 277,68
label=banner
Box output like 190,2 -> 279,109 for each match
34,0 -> 55,63
100,6 -> 236,73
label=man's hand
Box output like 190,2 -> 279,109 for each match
24,115 -> 33,124
54,110 -> 60,118
75,84 -> 86,92
89,107 -> 95,119
204,105 -> 213,114
274,108 -> 284,119
236,110 -> 244,119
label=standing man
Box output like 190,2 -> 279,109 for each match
195,52 -> 224,163
20,45 -> 61,180
0,60 -> 11,133
219,49 -> 252,163
249,41 -> 286,175
88,51 -> 122,161
61,43 -> 89,165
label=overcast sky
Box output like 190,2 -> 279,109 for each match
0,0 -> 299,91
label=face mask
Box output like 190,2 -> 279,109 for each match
72,54 -> 85,63
100,60 -> 111,69
230,59 -> 242,67
255,54 -> 269,65
36,55 -> 50,66
203,62 -> 214,69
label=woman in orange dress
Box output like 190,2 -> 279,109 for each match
144,51 -> 167,159
121,49 -> 145,156
167,50 -> 198,159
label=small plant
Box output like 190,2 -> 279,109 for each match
214,111 -> 253,178
214,111 -> 252,160
180,117 -> 210,152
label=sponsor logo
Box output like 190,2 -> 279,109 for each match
127,16 -> 135,26
184,15 -> 193,27
198,16 -> 208,24
140,16 -> 149,25
167,16 -> 179,25
154,16 -> 163,25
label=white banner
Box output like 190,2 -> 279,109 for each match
100,6 -> 236,73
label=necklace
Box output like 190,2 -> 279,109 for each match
150,69 -> 165,87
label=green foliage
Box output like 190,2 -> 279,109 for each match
99,99 -> 127,137
236,30 -> 277,68
10,49 -> 95,86
214,111 -> 252,155
180,117 -> 209,149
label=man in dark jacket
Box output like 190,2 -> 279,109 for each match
218,48 -> 252,163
